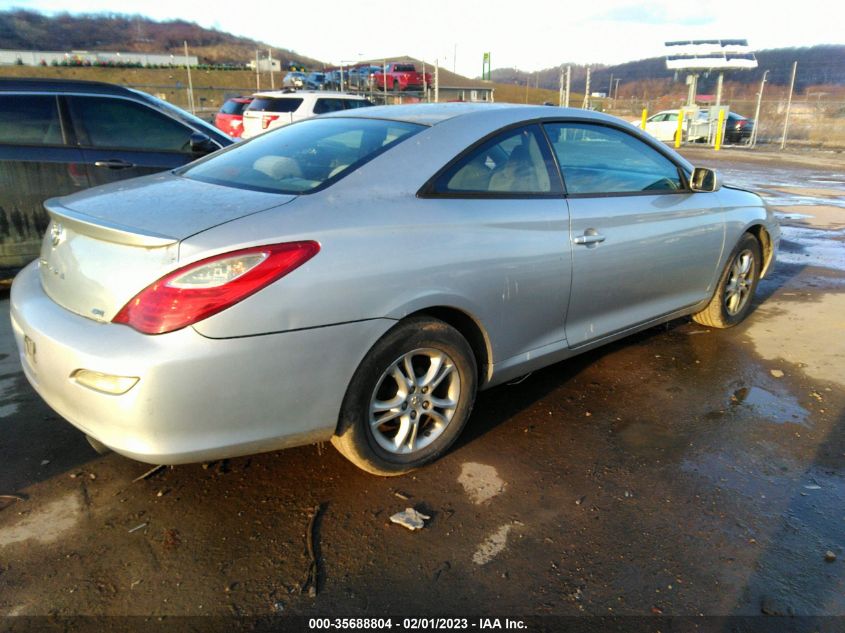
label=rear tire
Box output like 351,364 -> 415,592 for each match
332,317 -> 477,476
692,233 -> 762,328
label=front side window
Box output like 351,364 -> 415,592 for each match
544,123 -> 684,195
182,117 -> 423,194
0,95 -> 63,146
68,96 -> 193,152
432,125 -> 559,195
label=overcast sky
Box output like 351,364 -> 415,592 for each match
6,0 -> 844,76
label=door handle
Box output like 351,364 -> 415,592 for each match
94,159 -> 135,170
573,230 -> 606,246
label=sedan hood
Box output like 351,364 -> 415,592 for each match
40,173 -> 295,323
52,171 -> 294,242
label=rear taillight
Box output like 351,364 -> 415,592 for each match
113,242 -> 320,335
262,114 -> 281,129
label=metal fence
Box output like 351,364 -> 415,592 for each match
609,96 -> 845,148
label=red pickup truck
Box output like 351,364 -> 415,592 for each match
372,63 -> 432,91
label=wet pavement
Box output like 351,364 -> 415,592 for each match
0,149 -> 843,621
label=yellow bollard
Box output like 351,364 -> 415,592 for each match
674,110 -> 685,148
714,109 -> 725,151
641,108 -> 648,130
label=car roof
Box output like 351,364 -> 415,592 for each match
252,90 -> 368,99
0,77 -> 138,96
319,102 -> 632,127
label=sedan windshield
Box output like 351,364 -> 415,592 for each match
181,117 -> 424,194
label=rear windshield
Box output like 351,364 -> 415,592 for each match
393,64 -> 417,72
181,117 -> 424,194
221,99 -> 250,115
248,98 -> 303,113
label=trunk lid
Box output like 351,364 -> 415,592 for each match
39,172 -> 295,323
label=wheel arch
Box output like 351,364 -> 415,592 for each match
745,223 -> 775,278
408,306 -> 492,386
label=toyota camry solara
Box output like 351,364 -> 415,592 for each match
10,103 -> 780,475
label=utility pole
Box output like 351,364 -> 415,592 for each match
255,50 -> 260,91
184,41 -> 195,114
582,67 -> 591,109
613,78 -> 620,102
525,73 -> 530,103
781,61 -> 798,150
564,65 -> 571,108
434,59 -> 439,103
558,67 -> 564,106
268,48 -> 274,90
751,70 -> 768,147
608,73 -> 613,100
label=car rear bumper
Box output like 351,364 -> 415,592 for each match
10,262 -> 393,464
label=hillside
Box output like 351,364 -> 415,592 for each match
0,9 -> 324,67
491,45 -> 845,96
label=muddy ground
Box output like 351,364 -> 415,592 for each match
0,147 -> 843,624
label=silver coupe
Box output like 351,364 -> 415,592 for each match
10,103 -> 780,475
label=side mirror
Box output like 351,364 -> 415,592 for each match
690,166 -> 721,192
189,132 -> 218,156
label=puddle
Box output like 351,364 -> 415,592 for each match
730,386 -> 809,425
777,226 -> 845,272
472,523 -> 512,565
0,492 -> 81,547
458,463 -> 506,505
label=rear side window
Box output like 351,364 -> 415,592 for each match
221,100 -> 250,115
182,117 -> 423,194
432,125 -> 560,195
0,95 -> 63,146
313,99 -> 348,115
248,98 -> 303,113
544,123 -> 684,194
344,100 -> 373,109
68,96 -> 193,152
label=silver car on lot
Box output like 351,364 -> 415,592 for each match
11,103 -> 779,475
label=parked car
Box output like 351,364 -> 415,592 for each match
11,104 -> 779,476
724,112 -> 754,144
637,109 -> 708,143
282,72 -> 306,89
0,78 -> 232,278
240,91 -> 372,138
305,72 -> 328,90
372,62 -> 432,91
214,96 -> 254,137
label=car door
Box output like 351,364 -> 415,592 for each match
66,95 -> 200,187
0,93 -> 89,275
423,124 -> 571,362
543,122 -> 725,347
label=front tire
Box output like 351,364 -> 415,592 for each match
332,317 -> 477,476
692,232 -> 762,328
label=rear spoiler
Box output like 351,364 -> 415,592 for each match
45,200 -> 178,248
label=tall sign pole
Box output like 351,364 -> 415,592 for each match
268,48 -> 274,90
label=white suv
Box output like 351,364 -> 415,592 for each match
241,91 -> 373,139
